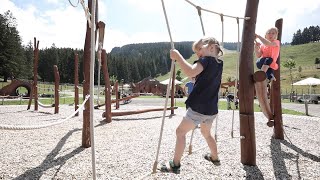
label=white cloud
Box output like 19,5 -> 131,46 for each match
1,0 -> 320,52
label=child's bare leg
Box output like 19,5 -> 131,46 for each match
173,118 -> 196,166
261,64 -> 269,73
200,123 -> 218,159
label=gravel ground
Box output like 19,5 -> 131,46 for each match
0,104 -> 319,180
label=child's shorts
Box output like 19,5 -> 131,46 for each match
256,57 -> 274,80
184,108 -> 217,126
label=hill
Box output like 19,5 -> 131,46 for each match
156,42 -> 320,95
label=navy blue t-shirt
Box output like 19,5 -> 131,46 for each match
185,56 -> 223,115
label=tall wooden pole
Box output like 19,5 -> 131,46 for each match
115,81 -> 119,109
239,0 -> 259,166
82,0 -> 92,148
82,0 -> 98,148
272,19 -> 284,139
33,38 -> 39,111
53,65 -> 60,114
101,49 -> 112,123
171,65 -> 175,115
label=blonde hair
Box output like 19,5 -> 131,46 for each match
192,37 -> 223,57
265,27 -> 279,40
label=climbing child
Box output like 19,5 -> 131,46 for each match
254,27 -> 280,82
161,37 -> 223,173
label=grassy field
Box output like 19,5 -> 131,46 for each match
0,95 -> 305,116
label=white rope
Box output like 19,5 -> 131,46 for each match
152,0 -> 175,174
213,14 -> 225,142
0,95 -> 89,130
37,100 -> 55,108
196,6 -> 205,36
231,18 -> 241,138
184,0 -> 250,20
80,0 -> 92,28
89,0 -> 97,179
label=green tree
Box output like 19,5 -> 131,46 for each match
176,69 -> 182,81
283,58 -> 296,92
0,11 -> 26,81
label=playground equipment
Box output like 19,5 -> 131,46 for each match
0,79 -> 32,97
182,0 -> 246,155
98,49 -> 177,123
27,40 -> 60,114
151,0 -> 285,172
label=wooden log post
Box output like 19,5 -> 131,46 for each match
54,65 -> 60,114
102,107 -> 178,117
101,49 -> 112,123
239,0 -> 259,166
27,82 -> 34,110
33,38 -> 39,111
115,81 -> 119,109
74,53 -> 79,116
171,65 -> 175,115
272,19 -> 284,139
82,0 -> 98,148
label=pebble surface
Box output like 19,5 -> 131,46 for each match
0,104 -> 319,179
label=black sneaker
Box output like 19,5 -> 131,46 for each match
204,153 -> 221,166
160,160 -> 180,174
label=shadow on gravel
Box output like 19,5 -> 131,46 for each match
281,140 -> 320,162
270,138 -> 293,180
270,138 -> 320,180
243,165 -> 264,179
14,128 -> 84,180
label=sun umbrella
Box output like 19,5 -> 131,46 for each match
160,78 -> 183,85
292,77 -> 320,98
292,77 -> 320,86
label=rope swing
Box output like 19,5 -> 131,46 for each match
153,0 -> 251,174
184,0 -> 250,20
152,0 -> 176,174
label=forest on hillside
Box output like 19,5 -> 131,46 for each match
1,10 -> 320,85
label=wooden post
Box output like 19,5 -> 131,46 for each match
54,65 -> 60,114
239,0 -> 259,166
33,38 -> 39,111
171,65 -> 175,114
74,53 -> 79,116
272,19 -> 284,139
82,0 -> 98,148
27,82 -> 34,110
101,49 -> 112,123
115,81 -> 119,109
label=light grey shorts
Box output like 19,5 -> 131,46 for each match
184,108 -> 217,126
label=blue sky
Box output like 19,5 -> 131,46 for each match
1,0 -> 320,52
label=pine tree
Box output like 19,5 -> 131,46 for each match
0,11 -> 26,81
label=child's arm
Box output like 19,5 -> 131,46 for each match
256,34 -> 278,47
254,40 -> 262,58
170,49 -> 203,78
